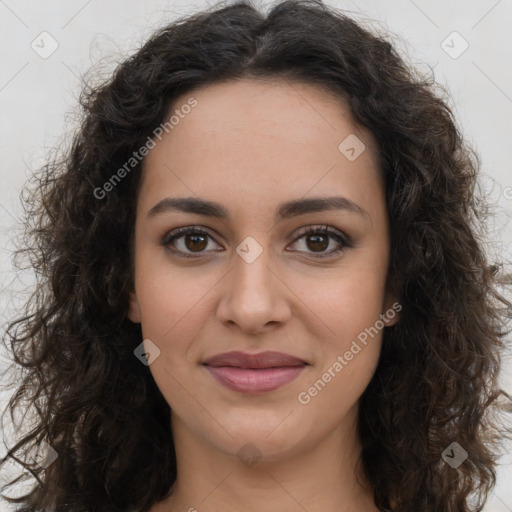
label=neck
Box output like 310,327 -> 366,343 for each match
151,405 -> 378,512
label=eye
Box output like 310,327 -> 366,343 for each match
161,226 -> 221,258
288,225 -> 352,258
161,224 -> 352,259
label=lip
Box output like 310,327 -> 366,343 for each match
202,350 -> 307,369
202,351 -> 308,394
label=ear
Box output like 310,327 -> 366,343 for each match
382,292 -> 401,327
127,290 -> 142,323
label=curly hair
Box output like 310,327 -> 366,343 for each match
1,0 -> 511,511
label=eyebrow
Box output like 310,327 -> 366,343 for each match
147,196 -> 369,223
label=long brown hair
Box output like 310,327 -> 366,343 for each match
1,1 -> 511,510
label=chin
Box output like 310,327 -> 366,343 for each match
209,421 -> 306,462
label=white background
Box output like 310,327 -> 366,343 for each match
0,0 -> 511,510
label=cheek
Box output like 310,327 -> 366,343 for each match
134,247 -> 217,341
293,263 -> 387,402
296,264 -> 387,340
133,261 -> 211,409
297,274 -> 385,413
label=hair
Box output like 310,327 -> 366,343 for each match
1,0 -> 511,511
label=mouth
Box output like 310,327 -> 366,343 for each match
202,350 -> 308,369
202,351 -> 308,394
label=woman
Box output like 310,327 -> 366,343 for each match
1,0 -> 510,511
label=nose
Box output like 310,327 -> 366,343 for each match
215,245 -> 292,335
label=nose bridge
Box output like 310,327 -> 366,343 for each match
216,236 -> 290,331
231,239 -> 276,305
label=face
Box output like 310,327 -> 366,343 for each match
128,78 -> 399,464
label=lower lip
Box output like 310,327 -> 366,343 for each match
204,365 -> 306,394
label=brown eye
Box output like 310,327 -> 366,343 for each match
162,225 -> 352,259
162,227 -> 221,257
289,225 -> 351,258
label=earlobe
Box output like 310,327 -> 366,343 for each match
127,291 -> 142,323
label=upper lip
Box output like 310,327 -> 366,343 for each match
203,351 -> 308,369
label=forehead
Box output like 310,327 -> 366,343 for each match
164,77 -> 377,157
139,78 -> 382,218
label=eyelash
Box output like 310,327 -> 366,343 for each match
161,225 -> 352,260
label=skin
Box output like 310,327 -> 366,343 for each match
128,78 -> 399,512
